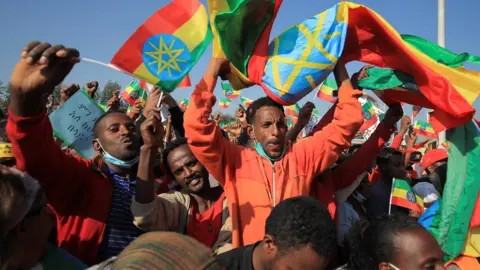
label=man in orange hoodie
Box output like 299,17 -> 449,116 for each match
184,58 -> 364,247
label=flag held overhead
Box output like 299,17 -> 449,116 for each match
110,0 -> 212,91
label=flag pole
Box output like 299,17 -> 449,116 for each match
437,0 -> 447,144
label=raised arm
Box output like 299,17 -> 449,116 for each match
183,59 -> 244,186
132,108 -> 185,231
7,41 -> 93,215
293,61 -> 364,177
332,104 -> 403,190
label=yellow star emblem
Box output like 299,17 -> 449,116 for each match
145,37 -> 187,77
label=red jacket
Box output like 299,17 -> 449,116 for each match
6,110 -> 167,265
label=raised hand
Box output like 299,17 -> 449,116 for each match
10,41 -> 80,116
214,112 -> 221,124
143,87 -> 161,118
59,84 -> 80,106
297,102 -> 315,126
400,115 -> 412,133
160,92 -> 177,108
85,81 -> 99,98
127,100 -> 143,121
140,108 -> 164,148
383,103 -> 404,127
351,65 -> 374,89
106,90 -> 120,111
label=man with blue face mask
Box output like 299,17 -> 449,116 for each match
6,41 -> 160,265
184,58 -> 364,248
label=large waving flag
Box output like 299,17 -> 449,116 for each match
426,121 -> 480,261
316,78 -> 338,103
207,0 -> 283,89
252,2 -> 480,132
110,0 -> 212,91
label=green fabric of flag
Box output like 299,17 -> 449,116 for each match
429,121 -> 480,261
357,67 -> 417,91
402,35 -> 480,68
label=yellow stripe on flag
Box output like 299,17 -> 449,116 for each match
133,64 -> 161,84
207,0 -> 231,58
350,2 -> 480,104
173,4 -> 210,51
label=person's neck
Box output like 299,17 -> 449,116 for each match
105,161 -> 134,178
190,186 -> 223,214
252,241 -> 265,270
381,175 -> 393,186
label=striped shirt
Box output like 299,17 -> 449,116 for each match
97,173 -> 143,261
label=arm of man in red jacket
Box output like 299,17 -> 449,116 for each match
331,104 -> 403,190
7,41 -> 93,215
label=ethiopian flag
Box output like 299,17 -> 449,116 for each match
285,104 -> 300,118
120,80 -> 148,106
426,121 -> 480,261
218,98 -> 231,109
178,98 -> 189,111
256,2 -> 479,133
208,0 -> 283,89
110,0 -> 212,91
414,121 -> 438,139
359,101 -> 377,132
316,78 -> 338,103
390,178 -> 424,213
222,82 -> 241,100
240,96 -> 253,107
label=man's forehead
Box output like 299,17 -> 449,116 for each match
256,106 -> 284,119
98,112 -> 133,127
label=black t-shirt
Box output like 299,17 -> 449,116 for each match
216,242 -> 260,270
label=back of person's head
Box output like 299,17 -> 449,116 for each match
345,215 -> 443,270
246,97 -> 284,124
104,232 -> 222,270
0,167 -> 50,269
429,163 -> 447,195
376,148 -> 406,179
265,196 -> 337,261
376,148 -> 402,168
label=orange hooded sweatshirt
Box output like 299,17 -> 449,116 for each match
184,76 -> 364,247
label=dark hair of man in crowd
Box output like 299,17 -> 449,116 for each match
246,97 -> 285,125
0,174 -> 27,266
162,137 -> 189,177
376,147 -> 402,168
345,215 -> 424,270
265,196 -> 337,258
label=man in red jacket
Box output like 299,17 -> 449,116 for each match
6,41 -> 154,265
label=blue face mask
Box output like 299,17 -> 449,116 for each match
252,127 -> 286,162
96,139 -> 139,169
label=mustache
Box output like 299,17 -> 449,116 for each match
185,174 -> 203,184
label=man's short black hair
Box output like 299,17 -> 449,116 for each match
162,137 -> 188,177
93,111 -> 127,138
376,147 -> 402,168
246,97 -> 284,125
345,214 -> 423,269
265,196 -> 336,258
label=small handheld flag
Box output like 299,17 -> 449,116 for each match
414,121 -> 438,139
120,80 -> 148,106
285,104 -> 301,118
178,98 -> 189,111
110,0 -> 212,91
359,101 -> 378,132
222,82 -> 241,100
316,78 -> 338,103
240,97 -> 253,108
412,105 -> 422,118
218,98 -> 231,109
390,178 -> 424,213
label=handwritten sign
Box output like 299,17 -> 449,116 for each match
50,90 -> 104,159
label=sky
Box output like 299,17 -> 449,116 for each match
1,0 -> 479,118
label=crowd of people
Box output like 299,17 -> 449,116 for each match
0,40 -> 476,270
